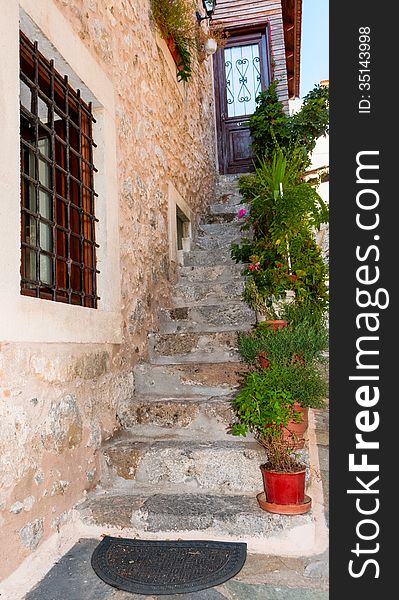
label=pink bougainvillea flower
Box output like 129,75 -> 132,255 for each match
249,264 -> 255,271
238,209 -> 247,218
255,262 -> 261,270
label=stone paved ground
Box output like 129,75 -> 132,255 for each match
24,405 -> 329,600
25,538 -> 328,600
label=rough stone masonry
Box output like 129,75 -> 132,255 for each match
0,0 -> 217,579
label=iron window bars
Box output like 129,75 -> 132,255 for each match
20,31 -> 99,308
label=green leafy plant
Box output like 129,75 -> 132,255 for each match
150,0 -> 196,81
231,366 -> 327,470
241,261 -> 294,317
232,147 -> 329,314
249,82 -> 292,163
238,319 -> 328,367
250,82 -> 329,167
231,373 -> 299,436
230,373 -> 304,472
238,148 -> 328,240
280,301 -> 327,330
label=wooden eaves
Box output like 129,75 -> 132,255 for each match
281,0 -> 302,98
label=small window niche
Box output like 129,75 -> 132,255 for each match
176,206 -> 190,253
167,182 -> 193,272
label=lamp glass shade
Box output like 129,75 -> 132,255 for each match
203,0 -> 216,18
204,37 -> 218,55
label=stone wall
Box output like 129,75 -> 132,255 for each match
0,0 -> 217,580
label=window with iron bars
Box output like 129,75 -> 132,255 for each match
20,31 -> 99,308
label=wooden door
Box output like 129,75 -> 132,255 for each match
214,27 -> 272,174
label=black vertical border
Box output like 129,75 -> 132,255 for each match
330,1 -> 397,596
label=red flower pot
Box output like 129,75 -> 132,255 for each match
261,465 -> 306,505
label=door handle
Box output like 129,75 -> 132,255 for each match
237,121 -> 249,127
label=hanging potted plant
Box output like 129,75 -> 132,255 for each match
230,375 -> 311,514
196,24 -> 229,61
150,0 -> 196,81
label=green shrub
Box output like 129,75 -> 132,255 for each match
249,82 -> 329,167
238,320 -> 328,366
234,362 -> 327,410
280,297 -> 328,330
231,376 -> 298,437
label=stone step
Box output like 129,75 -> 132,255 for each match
116,395 -> 235,434
197,222 -> 243,237
183,249 -> 236,267
101,438 -> 270,493
132,362 -> 248,397
193,227 -> 242,251
172,280 -> 245,307
159,303 -> 255,333
214,194 -> 242,208
215,174 -> 242,197
178,263 -> 244,284
76,491 -> 315,554
149,331 -> 240,364
203,202 -> 248,224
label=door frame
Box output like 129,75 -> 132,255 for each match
213,21 -> 272,174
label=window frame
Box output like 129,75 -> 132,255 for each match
0,2 -> 122,344
19,32 -> 100,308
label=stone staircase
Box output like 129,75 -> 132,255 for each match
75,176 -> 321,554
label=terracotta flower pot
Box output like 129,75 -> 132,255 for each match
257,319 -> 288,330
258,351 -> 270,369
291,353 -> 306,366
283,403 -> 309,449
166,35 -> 184,72
261,465 -> 306,505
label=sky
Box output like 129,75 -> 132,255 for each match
300,0 -> 329,98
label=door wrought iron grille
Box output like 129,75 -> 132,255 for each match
224,44 -> 262,118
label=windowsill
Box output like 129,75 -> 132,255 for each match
0,292 -> 122,343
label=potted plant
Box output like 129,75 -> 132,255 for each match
241,266 -> 292,328
237,305 -> 328,447
150,0 -> 196,81
258,429 -> 310,514
231,146 -> 329,319
237,339 -> 327,449
230,375 -> 311,514
239,312 -> 328,368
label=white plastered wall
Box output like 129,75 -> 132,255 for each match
0,0 -> 122,344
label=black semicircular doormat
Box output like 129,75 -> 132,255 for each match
91,536 -> 247,595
